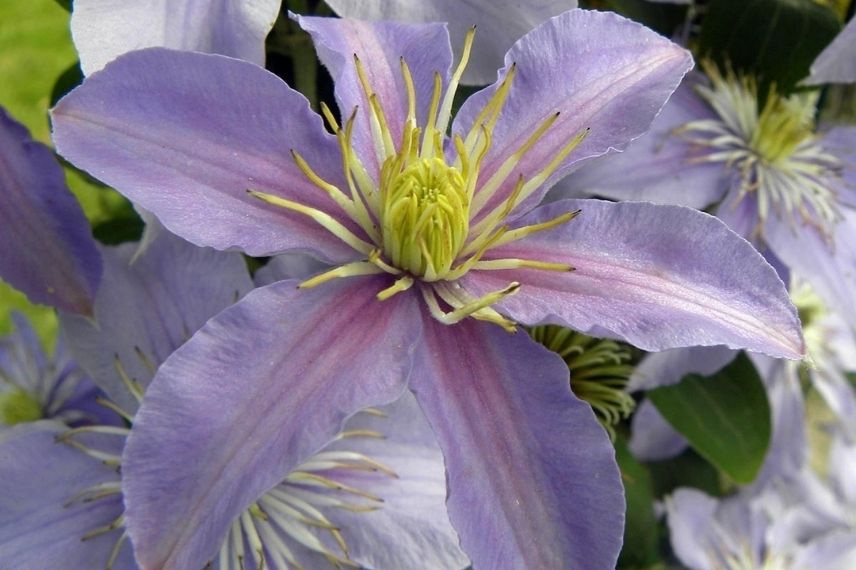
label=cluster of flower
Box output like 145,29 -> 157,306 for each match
1,0 -> 854,568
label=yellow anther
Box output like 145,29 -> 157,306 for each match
376,275 -> 415,301
423,281 -> 520,327
400,57 -> 417,125
493,209 -> 581,249
436,25 -> 477,135
298,262 -> 384,289
473,259 -> 574,272
248,189 -> 375,255
320,101 -> 340,133
421,71 -> 445,158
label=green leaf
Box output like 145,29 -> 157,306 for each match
50,60 -> 84,107
699,0 -> 840,94
616,437 -> 661,569
602,0 -> 689,37
648,448 -> 723,499
647,353 -> 771,484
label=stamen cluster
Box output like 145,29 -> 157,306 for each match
676,62 -> 843,236
249,28 -> 589,331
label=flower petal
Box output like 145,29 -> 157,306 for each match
462,199 -> 804,358
122,277 -> 422,569
0,107 -> 101,315
452,9 -> 692,222
765,209 -> 856,329
59,231 -> 253,415
323,392 -> 469,570
549,76 -> 729,209
628,345 -> 738,391
325,0 -> 577,85
409,315 -> 624,570
628,399 -> 688,461
0,421 -> 133,569
297,16 -> 452,177
71,0 -> 281,75
52,48 -> 362,263
806,17 -> 856,85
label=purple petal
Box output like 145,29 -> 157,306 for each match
806,18 -> 856,85
792,530 -> 856,569
628,399 -> 688,461
254,254 -> 332,287
822,126 -> 856,208
829,434 -> 856,506
550,76 -> 729,209
813,367 -> 856,442
323,392 -> 469,569
765,209 -> 856,328
122,277 -> 422,569
462,199 -> 805,358
52,48 -> 362,263
325,0 -> 578,85
750,356 -> 806,489
452,9 -> 692,222
297,16 -> 452,177
71,0 -> 281,75
60,231 -> 253,415
410,316 -> 624,570
0,421 -> 133,569
628,345 -> 738,391
0,107 -> 101,315
665,488 -> 719,570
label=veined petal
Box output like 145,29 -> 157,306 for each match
0,421 -> 133,569
59,231 -> 253,415
325,0 -> 577,85
821,126 -> 856,208
0,107 -> 101,315
806,17 -> 856,85
71,0 -> 281,75
453,9 -> 693,222
52,48 -> 363,263
122,276 -> 422,569
628,399 -> 688,461
297,16 -> 452,176
550,76 -> 729,210
765,209 -> 856,329
627,345 -> 738,391
253,253 -> 331,287
410,315 -> 624,570
462,199 -> 805,358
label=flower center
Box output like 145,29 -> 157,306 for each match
676,61 -> 843,235
248,28 -> 588,330
380,157 -> 468,279
0,387 -> 42,425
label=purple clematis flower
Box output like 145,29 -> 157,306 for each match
0,313 -> 113,428
554,42 -> 856,326
2,232 -> 466,569
71,0 -> 281,75
0,106 -> 101,315
52,10 -> 805,569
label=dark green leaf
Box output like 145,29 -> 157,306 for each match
53,0 -> 71,11
50,60 -> 83,107
92,209 -> 144,245
616,437 -> 661,569
648,448 -> 723,499
602,0 -> 689,37
699,0 -> 840,94
648,353 -> 771,484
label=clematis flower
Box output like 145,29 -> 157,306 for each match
554,51 -> 856,325
52,10 -> 805,569
0,313 -> 112,428
0,106 -> 101,315
71,0 -> 281,75
2,232 -> 465,568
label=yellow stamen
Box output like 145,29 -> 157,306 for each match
492,209 -> 581,249
435,25 -> 476,135
376,275 -> 415,301
320,101 -> 340,133
247,189 -> 375,255
298,262 -> 384,289
422,282 -> 520,327
473,259 -> 574,272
